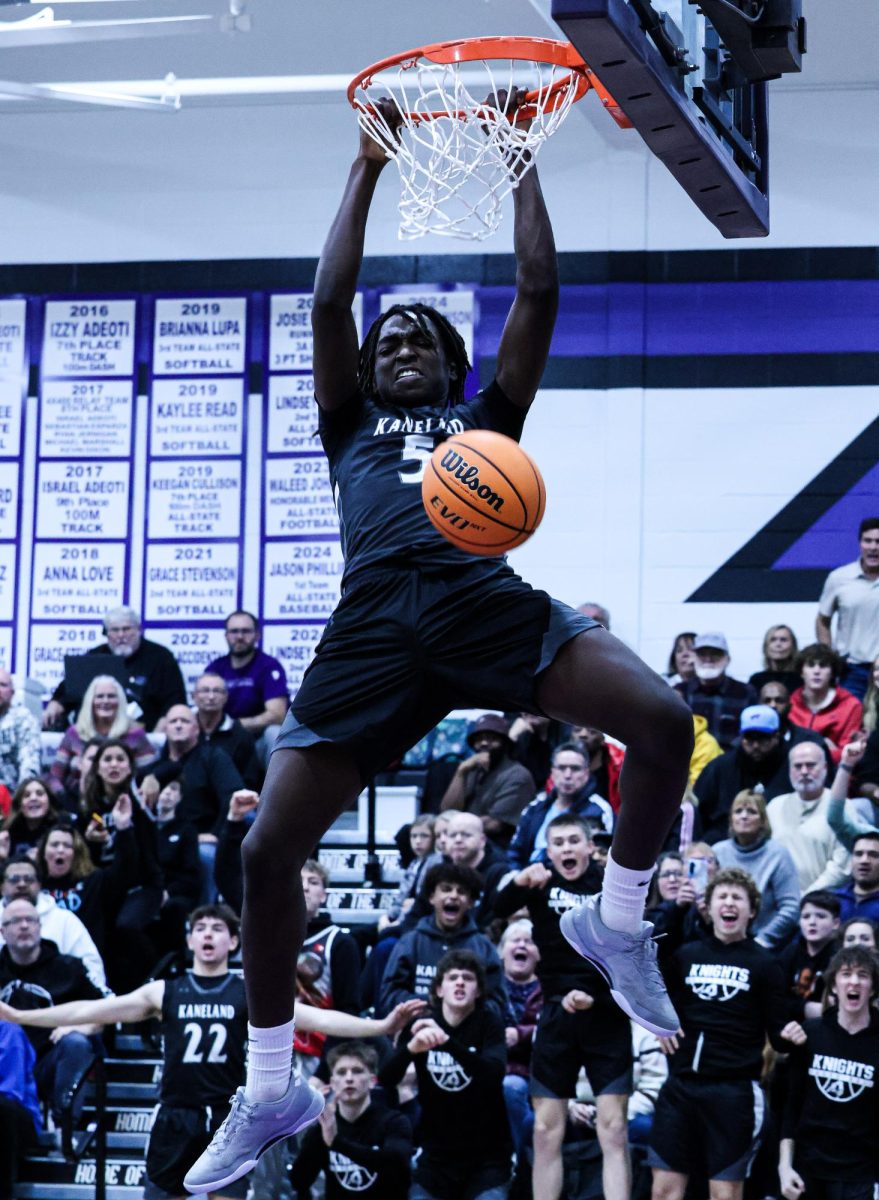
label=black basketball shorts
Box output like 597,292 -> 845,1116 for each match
275,557 -> 600,778
529,998 -> 633,1100
143,1103 -> 250,1200
648,1075 -> 766,1182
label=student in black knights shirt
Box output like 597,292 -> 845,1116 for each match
379,949 -> 512,1200
779,945 -> 879,1200
649,867 -> 807,1200
494,813 -> 632,1200
289,1040 -> 412,1200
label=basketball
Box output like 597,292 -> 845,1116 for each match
421,430 -> 546,555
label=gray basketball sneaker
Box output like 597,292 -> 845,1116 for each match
183,1074 -> 324,1195
560,893 -> 679,1038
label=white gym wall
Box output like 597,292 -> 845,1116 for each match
0,0 -> 876,681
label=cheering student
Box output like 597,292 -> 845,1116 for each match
289,1041 -> 412,1200
379,948 -> 512,1200
779,945 -> 879,1200
648,868 -> 806,1200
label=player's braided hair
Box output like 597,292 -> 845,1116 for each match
357,303 -> 472,407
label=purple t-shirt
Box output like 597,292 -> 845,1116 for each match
204,649 -> 289,719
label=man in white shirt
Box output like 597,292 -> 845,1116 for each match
766,743 -> 855,893
816,516 -> 879,700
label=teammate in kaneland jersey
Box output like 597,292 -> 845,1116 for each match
648,868 -> 807,1200
780,945 -> 879,1200
0,903 -> 423,1200
185,93 -> 693,1194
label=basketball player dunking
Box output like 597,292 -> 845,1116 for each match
184,95 -> 693,1194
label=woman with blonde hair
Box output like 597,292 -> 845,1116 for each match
748,623 -> 801,693
713,789 -> 800,948
48,675 -> 155,811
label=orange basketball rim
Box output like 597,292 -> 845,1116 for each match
348,35 -> 630,128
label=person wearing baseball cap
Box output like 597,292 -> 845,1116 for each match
440,714 -> 536,846
674,633 -> 757,752
694,702 -> 830,845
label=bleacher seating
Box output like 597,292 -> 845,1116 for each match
15,1033 -> 160,1200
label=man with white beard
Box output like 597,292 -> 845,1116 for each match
674,633 -> 757,751
43,606 -> 187,732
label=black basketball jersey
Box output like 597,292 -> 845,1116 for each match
159,971 -> 247,1107
318,379 -> 525,584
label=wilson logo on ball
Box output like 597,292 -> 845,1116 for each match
437,448 -> 505,512
421,429 -> 545,556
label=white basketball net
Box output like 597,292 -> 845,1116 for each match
352,50 -> 587,242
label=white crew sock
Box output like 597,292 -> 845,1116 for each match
599,852 -> 653,934
244,1019 -> 295,1103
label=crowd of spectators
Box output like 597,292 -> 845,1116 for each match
2,518 -> 879,1198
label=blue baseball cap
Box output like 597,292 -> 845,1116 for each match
740,705 -> 780,735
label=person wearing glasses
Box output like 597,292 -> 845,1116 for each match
43,606 -> 187,733
0,897 -> 105,1133
192,672 -> 261,790
0,854 -> 106,990
507,741 -> 614,872
204,611 -> 289,768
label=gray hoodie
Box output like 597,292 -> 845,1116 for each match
713,835 -> 800,949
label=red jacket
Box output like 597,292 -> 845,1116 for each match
788,686 -> 863,763
603,742 -> 625,814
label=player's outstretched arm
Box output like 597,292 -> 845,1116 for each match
294,997 -> 425,1038
0,981 -> 164,1030
495,91 -> 559,411
312,100 -> 401,412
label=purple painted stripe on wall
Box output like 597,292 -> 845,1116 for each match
773,462 -> 879,569
476,281 -> 879,358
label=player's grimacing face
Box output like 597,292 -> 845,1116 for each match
372,312 -> 453,407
